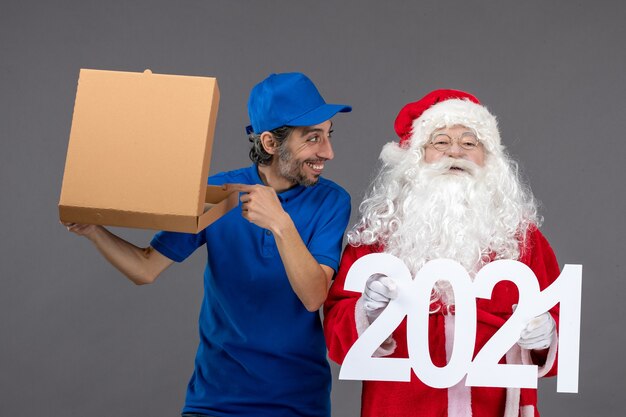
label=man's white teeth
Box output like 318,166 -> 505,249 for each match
307,162 -> 324,170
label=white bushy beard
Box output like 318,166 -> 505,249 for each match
348,150 -> 538,308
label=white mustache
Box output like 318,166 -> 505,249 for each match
426,157 -> 481,176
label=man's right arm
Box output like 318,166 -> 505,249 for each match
64,223 -> 173,285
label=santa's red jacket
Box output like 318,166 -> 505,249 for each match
324,227 -> 560,417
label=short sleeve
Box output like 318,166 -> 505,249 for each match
308,191 -> 351,271
150,230 -> 206,263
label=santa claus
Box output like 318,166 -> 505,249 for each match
324,90 -> 560,417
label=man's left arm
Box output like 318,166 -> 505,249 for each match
226,183 -> 350,312
272,217 -> 336,311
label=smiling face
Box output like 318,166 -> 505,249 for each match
276,120 -> 334,187
423,124 -> 486,169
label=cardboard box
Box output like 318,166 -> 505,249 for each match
59,69 -> 238,233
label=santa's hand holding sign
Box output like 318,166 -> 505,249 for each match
324,90 -> 560,417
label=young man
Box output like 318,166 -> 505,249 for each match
324,90 -> 559,417
65,72 -> 352,417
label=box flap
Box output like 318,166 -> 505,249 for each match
196,186 -> 240,231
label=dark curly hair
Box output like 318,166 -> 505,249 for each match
248,126 -> 294,166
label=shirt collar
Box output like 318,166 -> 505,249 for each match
250,164 -> 309,203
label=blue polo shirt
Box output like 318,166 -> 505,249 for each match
150,164 -> 351,417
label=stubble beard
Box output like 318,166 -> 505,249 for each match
278,146 -> 320,187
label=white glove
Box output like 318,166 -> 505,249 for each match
517,312 -> 556,350
362,274 -> 398,324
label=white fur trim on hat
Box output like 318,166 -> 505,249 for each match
409,98 -> 503,155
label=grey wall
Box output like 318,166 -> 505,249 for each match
1,0 -> 624,415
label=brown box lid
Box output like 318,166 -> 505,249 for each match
59,68 -> 237,233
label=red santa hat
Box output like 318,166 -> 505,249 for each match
392,89 -> 503,155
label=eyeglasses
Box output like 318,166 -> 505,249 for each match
428,132 -> 481,152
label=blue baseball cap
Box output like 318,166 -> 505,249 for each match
246,72 -> 352,134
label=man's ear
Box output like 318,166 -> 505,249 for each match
260,132 -> 279,155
